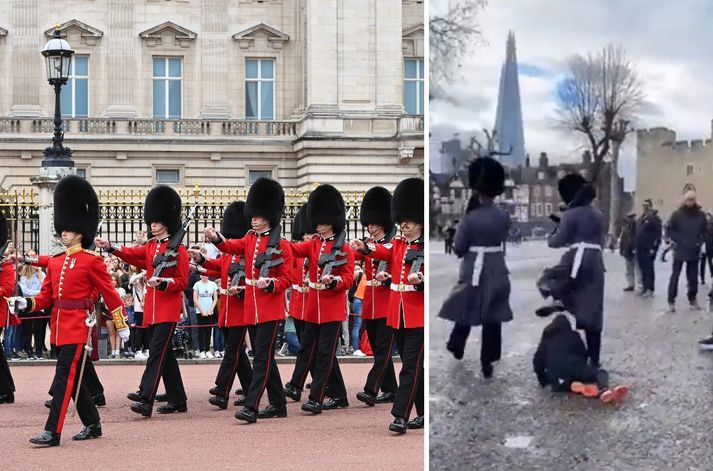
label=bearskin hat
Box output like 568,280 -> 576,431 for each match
54,175 -> 100,249
144,185 -> 182,234
221,201 -> 250,239
0,211 -> 7,249
392,178 -> 424,225
360,186 -> 393,230
307,184 -> 346,234
557,173 -> 593,205
469,157 -> 505,197
291,204 -> 311,241
244,178 -> 285,228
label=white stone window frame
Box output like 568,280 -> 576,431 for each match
153,166 -> 184,186
535,203 -> 543,217
545,202 -> 553,214
246,167 -> 276,187
245,58 -> 276,121
63,55 -> 90,118
403,58 -> 424,116
74,166 -> 90,180
152,56 -> 184,119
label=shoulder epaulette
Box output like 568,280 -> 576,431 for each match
51,251 -> 65,258
83,249 -> 101,257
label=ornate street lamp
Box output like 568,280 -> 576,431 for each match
40,25 -> 74,167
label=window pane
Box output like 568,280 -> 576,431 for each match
60,81 -> 73,117
168,80 -> 181,119
153,58 -> 165,77
76,168 -> 87,179
153,80 -> 165,118
75,56 -> 89,76
75,79 -> 88,117
261,59 -> 274,79
418,59 -> 424,79
156,169 -> 179,184
404,59 -> 417,79
246,60 -> 258,79
418,81 -> 424,115
168,58 -> 182,78
261,82 -> 274,120
249,170 -> 272,185
246,81 -> 258,119
403,81 -> 417,115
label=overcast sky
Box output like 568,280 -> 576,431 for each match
430,0 -> 713,191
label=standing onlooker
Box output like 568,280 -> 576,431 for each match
351,267 -> 366,357
635,199 -> 662,297
700,212 -> 713,284
619,213 -> 637,292
193,274 -> 218,358
129,267 -> 148,359
185,245 -> 202,354
18,261 -> 44,359
123,294 -> 135,358
665,191 -> 707,313
444,220 -> 457,255
212,296 -> 224,358
105,273 -> 126,358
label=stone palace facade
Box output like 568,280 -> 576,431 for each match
0,0 -> 424,192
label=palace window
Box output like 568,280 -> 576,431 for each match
687,164 -> 694,176
248,169 -> 272,185
153,57 -> 183,119
545,203 -> 553,214
404,59 -> 424,115
60,55 -> 89,118
545,185 -> 552,197
156,169 -> 180,184
246,59 -> 275,120
75,168 -> 87,179
535,203 -> 543,216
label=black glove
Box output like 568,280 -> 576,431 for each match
156,281 -> 169,291
260,280 -> 275,293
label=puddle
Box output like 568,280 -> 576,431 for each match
504,435 -> 533,449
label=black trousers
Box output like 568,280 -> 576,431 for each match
244,320 -> 285,411
668,259 -> 698,304
132,312 -> 148,352
21,317 -> 33,355
363,318 -> 397,395
0,328 -> 15,395
214,326 -> 253,399
308,321 -> 347,403
139,322 -> 186,403
585,330 -> 602,368
46,344 -> 99,434
637,249 -> 655,292
701,253 -> 713,283
391,326 -> 424,420
33,314 -> 50,355
49,356 -> 104,397
197,314 -> 213,352
289,320 -> 318,390
448,322 -> 501,366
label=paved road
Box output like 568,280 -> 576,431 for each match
430,241 -> 713,470
0,363 -> 423,471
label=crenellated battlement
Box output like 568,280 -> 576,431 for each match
638,124 -> 713,153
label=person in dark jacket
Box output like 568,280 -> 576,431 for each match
440,157 -> 512,378
635,199 -> 662,297
699,213 -> 713,284
619,213 -> 637,292
665,191 -> 707,313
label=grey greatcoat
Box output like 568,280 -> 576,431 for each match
547,205 -> 605,332
438,201 -> 513,326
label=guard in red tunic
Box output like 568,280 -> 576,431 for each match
354,186 -> 398,406
14,176 -> 126,446
202,178 -> 292,423
351,178 -> 424,434
0,211 -> 16,405
193,201 -> 253,410
291,184 -> 355,414
95,185 -> 189,417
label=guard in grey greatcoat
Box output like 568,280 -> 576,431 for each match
440,157 -> 512,378
545,174 -> 605,368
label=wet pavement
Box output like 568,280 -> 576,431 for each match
430,241 -> 713,470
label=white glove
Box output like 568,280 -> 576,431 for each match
8,297 -> 27,314
117,327 -> 130,341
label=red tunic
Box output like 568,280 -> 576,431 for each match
368,236 -> 424,329
291,235 -> 355,324
216,229 -> 293,325
201,254 -> 246,327
31,255 -> 99,310
354,251 -> 390,320
0,260 -> 15,327
288,257 -> 309,321
28,245 -> 125,346
112,237 -> 188,325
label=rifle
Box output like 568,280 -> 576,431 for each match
152,205 -> 198,279
254,226 -> 284,278
373,226 -> 397,286
88,219 -> 104,251
404,240 -> 424,277
318,230 -> 348,278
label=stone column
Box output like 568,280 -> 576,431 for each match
30,166 -> 74,255
304,0 -> 339,112
104,0 -> 138,117
199,0 -> 230,119
375,0 -> 403,114
10,0 -> 44,117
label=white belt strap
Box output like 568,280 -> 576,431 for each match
469,245 -> 503,286
569,242 -> 602,278
292,284 -> 305,294
390,283 -> 418,292
244,278 -> 258,287
308,281 -> 326,290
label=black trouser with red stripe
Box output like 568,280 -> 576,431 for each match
244,320 -> 285,411
139,322 -> 186,403
49,357 -> 103,397
363,317 -> 398,395
45,344 -> 99,434
289,320 -> 317,390
391,326 -> 424,420
308,321 -> 347,403
214,326 -> 252,398
0,328 -> 15,396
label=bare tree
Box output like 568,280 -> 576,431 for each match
430,0 -> 487,98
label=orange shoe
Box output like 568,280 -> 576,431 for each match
570,382 -> 599,398
600,385 -> 629,404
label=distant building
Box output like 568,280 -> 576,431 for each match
493,31 -> 526,168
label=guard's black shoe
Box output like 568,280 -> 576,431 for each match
127,391 -> 143,402
257,404 -> 287,419
235,407 -> 257,423
93,393 -> 106,407
375,392 -> 396,404
44,399 -> 52,409
301,399 -> 322,414
72,423 -> 102,441
446,338 -> 465,360
209,387 -> 223,397
389,417 -> 408,434
155,394 -> 169,402
29,430 -> 60,446
130,401 -> 153,417
407,416 -> 424,429
482,361 -> 494,378
284,383 -> 302,402
323,397 -> 349,410
157,401 -> 187,414
209,395 -> 228,410
356,391 -> 376,406
233,396 -> 246,407
234,388 -> 243,395
0,393 -> 14,404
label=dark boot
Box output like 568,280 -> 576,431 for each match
209,395 -> 228,410
375,392 -> 396,404
301,399 -> 322,414
156,402 -> 187,414
29,430 -> 60,446
323,397 -> 349,410
130,401 -> 153,417
407,415 -> 424,429
356,391 -> 376,406
72,423 -> 102,441
235,407 -> 257,423
284,383 -> 302,402
257,404 -> 287,419
389,417 -> 408,434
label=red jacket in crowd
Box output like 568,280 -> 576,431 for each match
201,254 -> 247,327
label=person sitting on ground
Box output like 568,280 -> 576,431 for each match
533,314 -> 628,403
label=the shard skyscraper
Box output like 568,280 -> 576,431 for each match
493,31 -> 526,168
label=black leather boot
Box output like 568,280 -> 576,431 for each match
284,383 -> 302,402
0,393 -> 14,404
257,404 -> 287,419
356,391 -> 377,406
301,399 -> 322,414
157,401 -> 187,414
407,415 -> 424,429
389,417 -> 408,434
323,397 -> 349,410
29,430 -> 60,446
130,401 -> 153,417
375,392 -> 396,404
233,396 -> 246,407
72,423 -> 102,441
209,395 -> 228,410
235,407 -> 257,423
